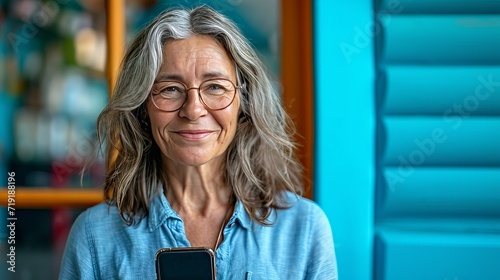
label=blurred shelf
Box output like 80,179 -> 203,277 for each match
0,187 -> 104,208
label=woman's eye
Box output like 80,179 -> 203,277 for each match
162,86 -> 180,93
203,84 -> 227,95
159,87 -> 185,98
208,84 -> 222,90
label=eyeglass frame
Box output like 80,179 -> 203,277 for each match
150,78 -> 244,112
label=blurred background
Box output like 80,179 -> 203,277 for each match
1,0 -> 500,279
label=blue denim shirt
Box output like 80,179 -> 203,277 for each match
59,192 -> 337,279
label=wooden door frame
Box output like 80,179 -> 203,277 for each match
282,0 -> 315,199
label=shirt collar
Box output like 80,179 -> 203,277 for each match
147,190 -> 180,232
229,199 -> 252,230
147,191 -> 252,232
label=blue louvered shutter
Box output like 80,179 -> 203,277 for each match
375,1 -> 500,279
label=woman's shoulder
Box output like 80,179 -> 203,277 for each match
70,202 -> 123,235
79,201 -> 119,220
273,191 -> 331,228
280,191 -> 327,216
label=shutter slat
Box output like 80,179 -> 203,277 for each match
383,16 -> 500,64
382,117 -> 500,166
383,66 -> 500,115
375,230 -> 500,280
381,167 -> 500,217
379,0 -> 500,14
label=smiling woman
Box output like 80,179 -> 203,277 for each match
148,36 -> 240,169
59,5 -> 337,280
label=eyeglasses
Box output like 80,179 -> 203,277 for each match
150,78 -> 243,112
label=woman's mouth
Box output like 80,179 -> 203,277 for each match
174,130 -> 213,140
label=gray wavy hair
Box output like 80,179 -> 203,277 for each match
98,5 -> 303,226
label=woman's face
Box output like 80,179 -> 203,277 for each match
147,35 -> 240,168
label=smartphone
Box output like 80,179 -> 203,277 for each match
155,247 -> 216,280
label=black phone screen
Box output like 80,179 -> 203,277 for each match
155,248 -> 215,280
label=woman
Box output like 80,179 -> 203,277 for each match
60,6 -> 337,280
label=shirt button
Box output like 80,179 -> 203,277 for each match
229,222 -> 235,228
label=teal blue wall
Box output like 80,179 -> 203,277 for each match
315,1 -> 500,279
314,1 -> 375,279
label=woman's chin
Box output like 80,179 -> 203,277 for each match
163,150 -> 225,168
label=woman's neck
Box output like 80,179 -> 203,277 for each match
163,163 -> 233,217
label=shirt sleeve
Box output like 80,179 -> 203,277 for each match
59,210 -> 96,280
305,204 -> 338,280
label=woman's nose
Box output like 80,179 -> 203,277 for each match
178,88 -> 208,120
